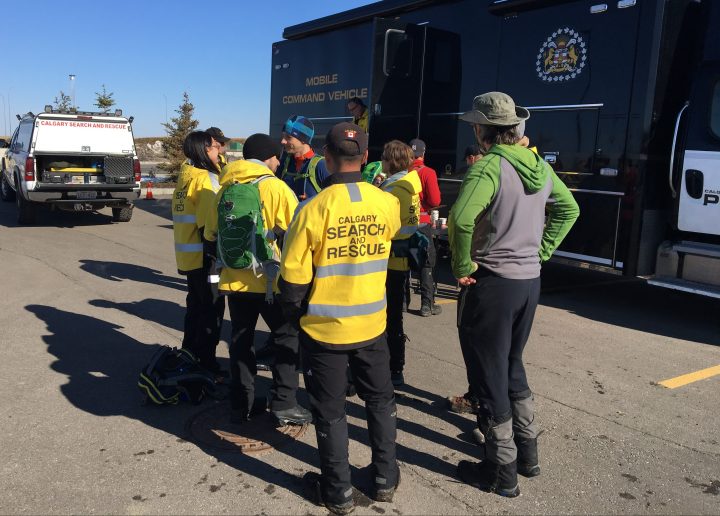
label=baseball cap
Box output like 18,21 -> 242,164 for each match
459,91 -> 530,126
283,115 -> 315,144
206,127 -> 230,144
243,133 -> 282,161
325,122 -> 368,157
409,138 -> 426,158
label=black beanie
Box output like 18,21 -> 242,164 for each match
243,133 -> 282,162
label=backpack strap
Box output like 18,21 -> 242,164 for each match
306,155 -> 323,194
279,155 -> 292,180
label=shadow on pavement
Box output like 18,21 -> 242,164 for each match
80,259 -> 187,292
28,303 -> 469,505
0,200 -> 115,228
539,262 -> 720,347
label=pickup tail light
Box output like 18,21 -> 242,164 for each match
133,159 -> 141,182
24,158 -> 35,181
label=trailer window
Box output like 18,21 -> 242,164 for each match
711,81 -> 720,139
384,29 -> 413,77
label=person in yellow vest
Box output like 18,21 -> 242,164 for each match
171,131 -> 225,374
202,133 -> 311,426
379,140 -> 423,387
346,97 -> 369,132
206,126 -> 230,167
278,115 -> 330,200
279,122 -> 401,514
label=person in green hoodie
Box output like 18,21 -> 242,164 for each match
449,92 -> 579,497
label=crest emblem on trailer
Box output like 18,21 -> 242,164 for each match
536,27 -> 587,82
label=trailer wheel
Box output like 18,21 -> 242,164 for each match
16,189 -> 36,225
112,205 -> 133,222
0,173 -> 15,202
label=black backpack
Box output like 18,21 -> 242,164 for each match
138,346 -> 216,405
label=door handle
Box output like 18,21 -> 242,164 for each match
684,169 -> 704,199
373,104 -> 382,116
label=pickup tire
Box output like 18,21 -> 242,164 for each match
112,205 -> 133,222
0,173 -> 15,202
16,188 -> 36,224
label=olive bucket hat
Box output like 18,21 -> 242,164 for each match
459,91 -> 530,126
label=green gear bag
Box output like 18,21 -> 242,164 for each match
217,175 -> 275,271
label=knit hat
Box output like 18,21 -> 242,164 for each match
206,127 -> 230,144
243,133 -> 282,161
283,115 -> 315,144
325,122 -> 368,156
409,138 -> 426,158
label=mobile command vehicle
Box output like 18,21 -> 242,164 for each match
1,108 -> 141,224
270,0 -> 720,297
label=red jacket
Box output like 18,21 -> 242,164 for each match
412,158 -> 441,223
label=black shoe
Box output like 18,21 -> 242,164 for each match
457,460 -> 520,498
391,371 -> 405,387
304,472 -> 355,515
420,302 -> 442,317
346,383 -> 357,397
230,408 -> 251,424
371,468 -> 401,502
515,437 -> 540,477
272,405 -> 312,426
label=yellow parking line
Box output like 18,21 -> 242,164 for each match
435,298 -> 457,305
658,364 -> 720,389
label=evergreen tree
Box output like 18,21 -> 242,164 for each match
159,92 -> 198,178
94,84 -> 115,113
53,91 -> 73,111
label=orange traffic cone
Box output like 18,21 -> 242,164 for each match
145,181 -> 154,200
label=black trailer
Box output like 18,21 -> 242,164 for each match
270,0 -> 720,297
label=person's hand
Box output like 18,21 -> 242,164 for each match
458,276 -> 476,286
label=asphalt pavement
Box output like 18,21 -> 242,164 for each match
0,197 -> 718,515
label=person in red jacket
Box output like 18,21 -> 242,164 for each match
409,139 -> 442,317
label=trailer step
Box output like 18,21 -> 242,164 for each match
673,241 -> 720,259
645,277 -> 720,299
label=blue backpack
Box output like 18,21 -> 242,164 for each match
138,346 -> 216,405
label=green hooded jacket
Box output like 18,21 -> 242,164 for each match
448,144 -> 579,279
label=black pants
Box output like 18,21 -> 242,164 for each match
301,333 -> 398,505
227,294 -> 300,412
419,225 -> 437,306
458,269 -> 540,423
182,269 -> 225,370
385,269 -> 407,373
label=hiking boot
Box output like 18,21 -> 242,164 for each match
304,472 -> 355,515
472,427 -> 486,445
391,371 -> 405,387
420,302 -> 442,317
346,382 -> 357,397
272,405 -> 312,426
447,393 -> 480,414
371,468 -> 401,502
457,459 -> 520,498
515,437 -> 540,477
230,408 -> 251,424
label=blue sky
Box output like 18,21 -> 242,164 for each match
4,0 -> 371,138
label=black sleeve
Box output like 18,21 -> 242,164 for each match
278,275 -> 311,330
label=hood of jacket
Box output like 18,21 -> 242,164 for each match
487,144 -> 551,193
382,169 -> 422,196
220,159 -> 274,185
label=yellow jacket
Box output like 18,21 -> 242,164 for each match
354,110 -> 369,132
279,173 -> 400,348
203,159 -> 298,294
172,161 -> 221,273
381,169 -> 422,271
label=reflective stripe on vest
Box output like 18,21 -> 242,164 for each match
208,171 -> 220,192
173,214 -> 197,224
346,183 -> 362,202
307,296 -> 387,318
315,258 -> 388,279
175,243 -> 204,253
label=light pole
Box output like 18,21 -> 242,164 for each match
69,74 -> 76,110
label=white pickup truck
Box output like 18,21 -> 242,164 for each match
0,108 -> 141,224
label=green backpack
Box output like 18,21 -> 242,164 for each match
217,175 -> 275,272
